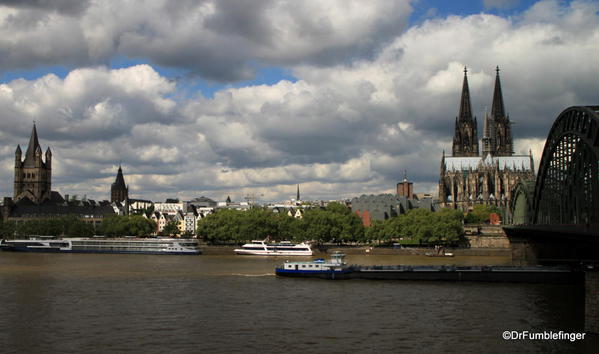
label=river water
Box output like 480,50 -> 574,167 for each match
0,253 -> 596,353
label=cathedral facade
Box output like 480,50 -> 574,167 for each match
14,124 -> 52,204
439,67 -> 534,210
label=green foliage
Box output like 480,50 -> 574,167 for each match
365,208 -> 464,246
99,215 -> 157,237
465,204 -> 502,224
0,219 -> 16,238
325,202 -> 351,215
195,206 -> 462,246
0,216 -> 96,238
161,220 -> 180,237
197,206 -> 363,245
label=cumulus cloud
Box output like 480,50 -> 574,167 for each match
0,0 -> 413,81
0,0 -> 598,203
484,0 -> 520,10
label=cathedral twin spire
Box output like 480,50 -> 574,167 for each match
452,66 -> 513,157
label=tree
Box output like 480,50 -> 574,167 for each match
326,202 -> 351,215
465,204 -> 502,224
161,220 -> 180,237
0,220 -> 16,239
99,215 -> 157,237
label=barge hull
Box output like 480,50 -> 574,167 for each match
276,267 -> 583,284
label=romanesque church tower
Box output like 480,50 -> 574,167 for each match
14,124 -> 52,204
111,165 -> 129,203
452,67 -> 479,157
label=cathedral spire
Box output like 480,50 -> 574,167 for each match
491,66 -> 505,120
452,67 -> 479,157
458,67 -> 473,122
489,66 -> 513,156
296,184 -> 300,201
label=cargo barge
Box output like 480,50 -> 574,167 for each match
275,253 -> 583,284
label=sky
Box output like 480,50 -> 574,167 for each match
0,0 -> 598,203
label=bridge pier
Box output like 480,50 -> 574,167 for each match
587,270 -> 599,334
504,226 -> 599,266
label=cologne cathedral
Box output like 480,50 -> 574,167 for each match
438,67 -> 535,210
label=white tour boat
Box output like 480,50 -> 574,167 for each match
234,238 -> 312,256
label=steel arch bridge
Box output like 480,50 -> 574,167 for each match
506,105 -> 599,248
504,106 -> 599,265
534,106 -> 599,227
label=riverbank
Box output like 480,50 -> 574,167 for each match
200,244 -> 511,257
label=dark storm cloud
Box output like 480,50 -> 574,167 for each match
0,0 -> 90,15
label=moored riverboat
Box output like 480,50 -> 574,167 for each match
235,238 -> 312,256
0,237 -> 202,255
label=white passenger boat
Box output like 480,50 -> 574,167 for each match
234,239 -> 312,256
0,237 -> 201,255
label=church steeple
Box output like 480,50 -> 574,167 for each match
111,165 -> 129,203
491,66 -> 505,121
23,123 -> 43,167
490,66 -> 513,156
452,67 -> 479,157
459,67 -> 474,122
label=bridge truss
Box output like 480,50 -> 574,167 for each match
534,106 -> 599,225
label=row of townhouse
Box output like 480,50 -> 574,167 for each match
149,197 -> 251,235
148,205 -> 211,236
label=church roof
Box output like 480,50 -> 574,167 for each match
444,155 -> 532,172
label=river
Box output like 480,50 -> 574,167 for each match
0,253 -> 596,353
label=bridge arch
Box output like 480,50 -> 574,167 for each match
533,106 -> 599,225
510,180 -> 535,225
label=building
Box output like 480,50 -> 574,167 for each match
111,165 -> 129,203
2,124 -> 115,226
351,194 -> 438,227
13,124 -> 52,204
154,200 -> 186,215
396,171 -> 414,199
438,67 -> 534,210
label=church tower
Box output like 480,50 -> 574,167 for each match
490,66 -> 513,156
14,124 -> 52,204
111,165 -> 129,203
452,67 -> 479,157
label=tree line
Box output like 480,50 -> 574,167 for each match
195,202 -> 497,245
0,215 -> 157,239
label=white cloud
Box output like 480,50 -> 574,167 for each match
0,0 -> 413,81
0,0 -> 598,203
